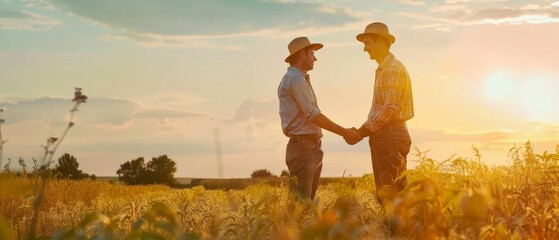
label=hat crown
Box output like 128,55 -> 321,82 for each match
288,37 -> 311,55
284,36 -> 323,62
365,22 -> 389,35
356,22 -> 395,44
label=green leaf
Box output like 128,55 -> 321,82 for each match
154,222 -> 177,235
180,232 -> 200,240
152,202 -> 177,226
79,213 -> 103,227
462,190 -> 486,223
0,216 -> 15,240
132,218 -> 145,231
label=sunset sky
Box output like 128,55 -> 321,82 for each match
1,0 -> 558,178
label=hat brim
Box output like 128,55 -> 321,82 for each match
356,33 -> 395,44
284,43 -> 323,62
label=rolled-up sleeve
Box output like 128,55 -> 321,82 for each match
290,76 -> 321,122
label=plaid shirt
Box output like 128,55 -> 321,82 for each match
365,53 -> 414,133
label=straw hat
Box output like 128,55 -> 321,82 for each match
285,37 -> 323,62
356,22 -> 395,44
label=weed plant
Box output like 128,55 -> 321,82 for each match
1,141 -> 558,239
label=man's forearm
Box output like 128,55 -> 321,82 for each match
312,113 -> 347,137
357,123 -> 372,138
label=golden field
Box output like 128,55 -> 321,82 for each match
1,142 -> 559,239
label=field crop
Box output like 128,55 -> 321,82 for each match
1,141 -> 559,239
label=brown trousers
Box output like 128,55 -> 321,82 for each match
369,121 -> 411,203
285,136 -> 323,200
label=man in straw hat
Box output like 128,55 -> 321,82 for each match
347,22 -> 414,203
278,36 -> 361,200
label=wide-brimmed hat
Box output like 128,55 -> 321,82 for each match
356,22 -> 395,44
285,37 -> 323,62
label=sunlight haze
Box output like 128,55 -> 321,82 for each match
1,0 -> 558,178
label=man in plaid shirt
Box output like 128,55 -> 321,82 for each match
348,22 -> 414,203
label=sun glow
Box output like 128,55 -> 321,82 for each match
483,71 -> 559,122
483,72 -> 515,102
521,74 -> 558,121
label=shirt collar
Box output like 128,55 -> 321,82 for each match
288,66 -> 309,79
377,53 -> 395,71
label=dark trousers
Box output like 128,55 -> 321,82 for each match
369,121 -> 411,202
285,136 -> 323,200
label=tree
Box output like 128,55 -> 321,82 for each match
117,157 -> 147,185
147,155 -> 177,185
251,169 -> 275,178
280,170 -> 289,177
52,153 -> 92,180
117,155 -> 177,186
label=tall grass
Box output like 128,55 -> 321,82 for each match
28,88 -> 88,240
0,108 -> 6,172
1,141 -> 559,239
0,88 -> 88,240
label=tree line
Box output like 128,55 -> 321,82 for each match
116,155 -> 177,186
2,153 -> 96,180
4,153 -> 291,186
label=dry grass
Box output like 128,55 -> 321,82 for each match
1,141 -> 559,239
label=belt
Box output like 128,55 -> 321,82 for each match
387,120 -> 407,129
289,134 -> 321,141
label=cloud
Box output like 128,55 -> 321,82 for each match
0,9 -> 60,30
430,4 -> 470,13
411,23 -> 451,31
100,32 -> 246,50
19,0 -> 56,10
393,0 -> 426,6
0,97 -> 75,126
400,5 -> 559,29
48,0 -> 367,49
411,121 -> 559,152
80,97 -> 139,126
0,97 -> 205,128
204,98 -> 282,142
231,98 -> 278,122
413,129 -> 510,144
141,93 -> 205,109
520,4 -> 544,10
51,0 -> 358,35
134,109 -> 204,119
311,125 -> 557,156
445,0 -> 508,3
0,97 -> 138,126
72,140 -> 216,156
458,8 -> 523,21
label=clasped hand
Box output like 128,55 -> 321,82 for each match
343,127 -> 362,145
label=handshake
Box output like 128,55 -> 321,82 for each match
342,127 -> 365,145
